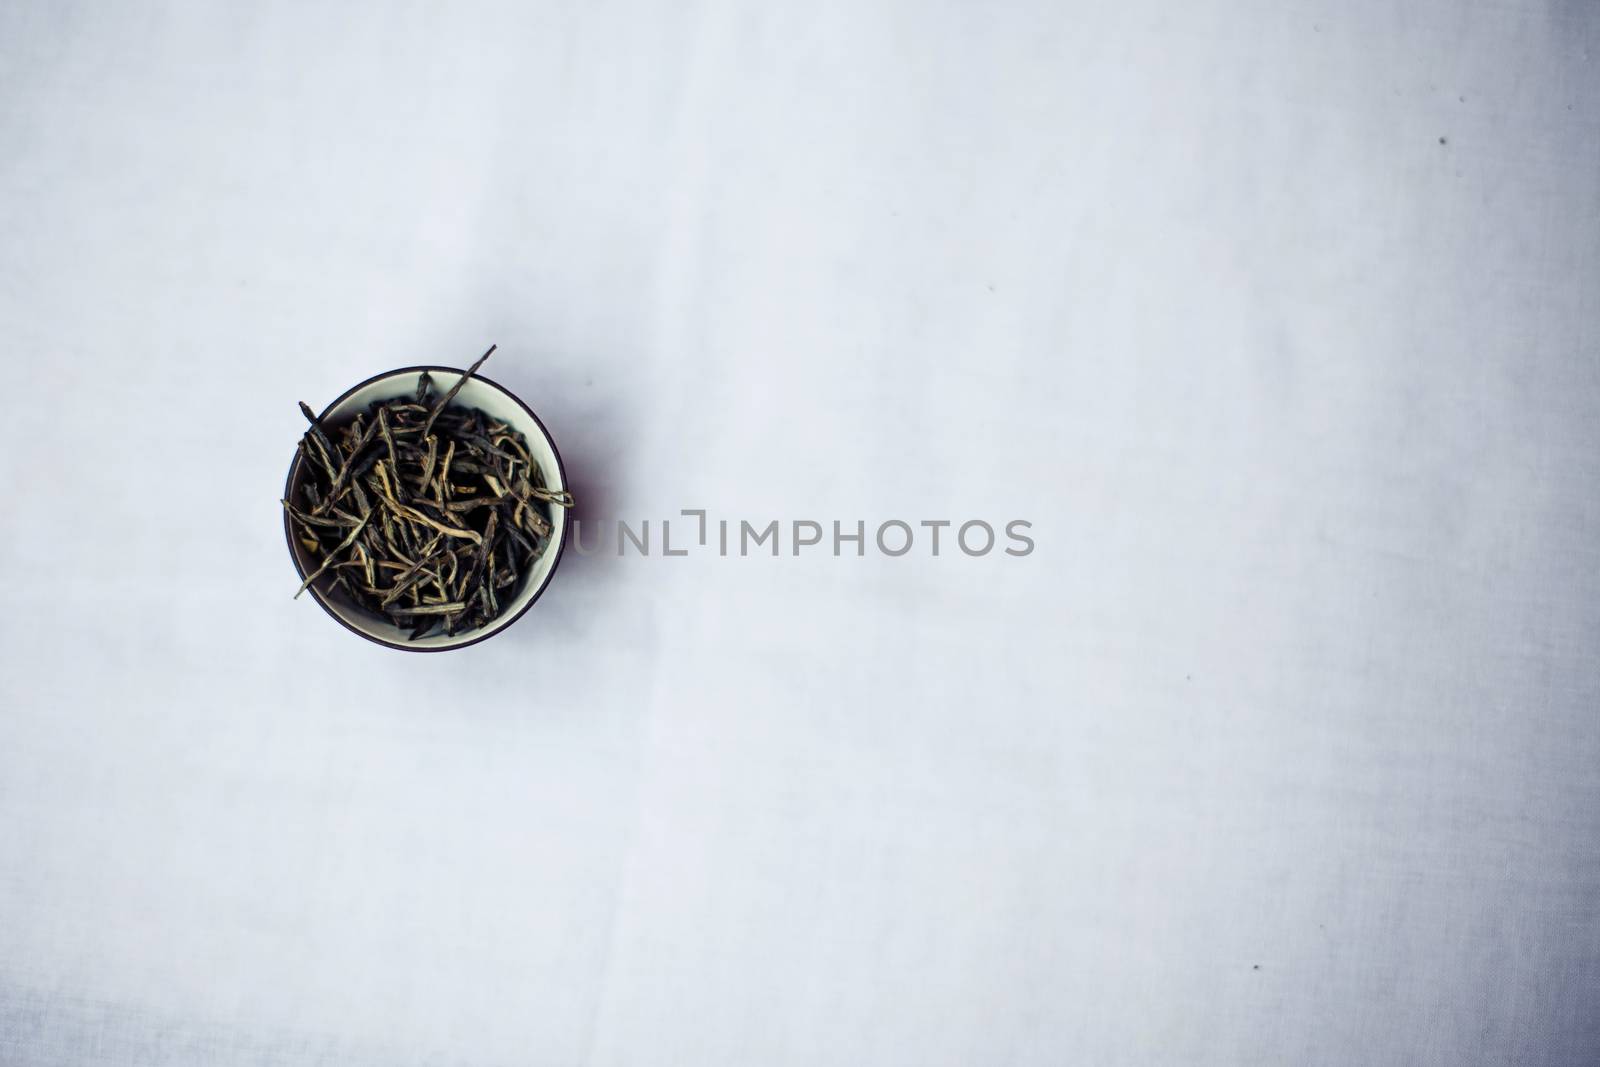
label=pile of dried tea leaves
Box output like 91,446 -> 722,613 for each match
284,346 -> 572,639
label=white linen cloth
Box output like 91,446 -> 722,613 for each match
1,1 -> 1596,1063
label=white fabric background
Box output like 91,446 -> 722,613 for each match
2,1 -> 1597,1064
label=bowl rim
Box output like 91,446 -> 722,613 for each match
282,364 -> 569,653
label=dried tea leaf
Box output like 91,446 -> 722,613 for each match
288,348 -> 567,639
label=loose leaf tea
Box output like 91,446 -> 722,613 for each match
284,346 -> 572,639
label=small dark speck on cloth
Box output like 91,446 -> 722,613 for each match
1252,965 -> 1261,971
1439,136 -> 1448,145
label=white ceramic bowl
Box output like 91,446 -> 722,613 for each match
283,366 -> 569,652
